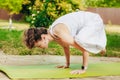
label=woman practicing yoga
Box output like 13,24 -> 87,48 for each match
23,11 -> 107,74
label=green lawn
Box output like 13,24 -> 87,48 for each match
0,20 -> 29,30
0,20 -> 120,57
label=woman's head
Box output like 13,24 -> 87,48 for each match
23,27 -> 48,49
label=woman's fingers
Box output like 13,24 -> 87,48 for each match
70,70 -> 86,74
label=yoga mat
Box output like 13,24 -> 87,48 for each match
0,62 -> 120,79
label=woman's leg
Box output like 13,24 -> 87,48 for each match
100,48 -> 106,55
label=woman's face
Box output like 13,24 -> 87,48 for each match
35,39 -> 48,49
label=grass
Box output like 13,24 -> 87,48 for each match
0,29 -> 65,55
0,19 -> 29,30
0,20 -> 120,57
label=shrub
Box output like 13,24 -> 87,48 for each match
23,0 -> 84,28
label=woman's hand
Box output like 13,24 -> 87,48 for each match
70,69 -> 86,74
56,65 -> 69,69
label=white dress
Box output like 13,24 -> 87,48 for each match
49,11 -> 107,54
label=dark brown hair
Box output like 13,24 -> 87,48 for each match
23,27 -> 47,49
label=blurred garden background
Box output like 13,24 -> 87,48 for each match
0,0 -> 120,57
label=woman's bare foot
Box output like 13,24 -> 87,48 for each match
100,49 -> 106,55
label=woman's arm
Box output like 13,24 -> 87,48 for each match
53,24 -> 89,73
56,43 -> 70,68
53,24 -> 84,51
63,45 -> 70,68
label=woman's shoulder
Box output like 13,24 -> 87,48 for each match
53,23 -> 68,34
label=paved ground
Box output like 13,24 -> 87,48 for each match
0,51 -> 120,80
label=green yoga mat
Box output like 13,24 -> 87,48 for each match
0,62 -> 120,79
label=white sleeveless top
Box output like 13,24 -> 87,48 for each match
49,11 -> 85,37
49,11 -> 107,54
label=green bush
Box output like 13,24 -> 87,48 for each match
23,0 -> 84,28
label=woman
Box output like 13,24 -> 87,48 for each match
23,11 -> 107,74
